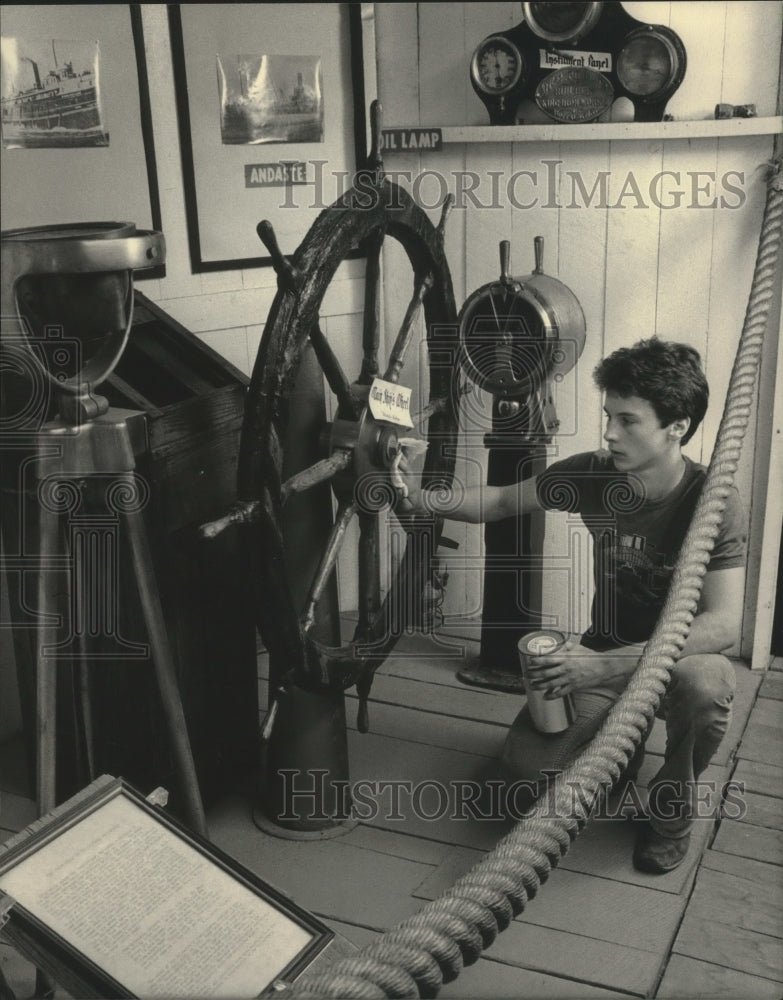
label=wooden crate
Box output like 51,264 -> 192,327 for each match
98,292 -> 258,806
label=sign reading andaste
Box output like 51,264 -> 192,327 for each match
381,129 -> 443,152
245,162 -> 308,187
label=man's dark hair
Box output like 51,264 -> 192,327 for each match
593,337 -> 708,445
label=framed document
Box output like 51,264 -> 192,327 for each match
0,776 -> 333,998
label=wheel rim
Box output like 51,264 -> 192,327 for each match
239,180 -> 460,722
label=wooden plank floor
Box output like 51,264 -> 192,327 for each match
657,655 -> 783,999
1,643 -> 781,998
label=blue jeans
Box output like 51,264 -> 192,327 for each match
577,653 -> 736,836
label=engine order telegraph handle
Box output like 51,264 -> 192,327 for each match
499,239 -> 512,285
457,237 -> 586,400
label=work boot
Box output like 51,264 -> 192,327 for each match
633,821 -> 691,873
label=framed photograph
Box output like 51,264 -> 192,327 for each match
169,3 -> 369,272
0,5 -> 163,277
0,776 -> 333,999
1,37 -> 108,149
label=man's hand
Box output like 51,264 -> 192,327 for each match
390,437 -> 427,511
526,640 -> 616,698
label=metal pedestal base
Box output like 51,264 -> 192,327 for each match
33,409 -> 207,837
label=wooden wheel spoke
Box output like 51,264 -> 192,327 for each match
383,272 -> 434,384
359,230 -> 384,385
413,382 -> 473,428
309,324 -> 359,417
355,512 -> 381,639
413,395 -> 450,427
301,500 -> 356,635
281,449 -> 352,504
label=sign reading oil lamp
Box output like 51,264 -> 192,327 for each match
470,1 -> 686,125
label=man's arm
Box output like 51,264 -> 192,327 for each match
409,475 -> 543,523
679,564 -> 745,656
598,566 -> 743,680
529,566 -> 745,698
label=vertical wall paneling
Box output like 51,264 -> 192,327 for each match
715,0 -> 782,657
655,137 -> 719,468
542,141 -> 613,633
375,3 -> 422,607
665,3 -> 727,123
416,4 -> 471,622
748,7 -> 783,665
749,263 -> 783,668
712,136 -> 776,657
456,4 -> 519,618
657,4 -> 728,464
140,5 -> 371,613
602,140 -> 665,350
375,1 -> 782,649
719,0 -> 781,118
133,3 -> 783,637
376,0 -> 422,383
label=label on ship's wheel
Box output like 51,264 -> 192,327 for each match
368,377 -> 414,428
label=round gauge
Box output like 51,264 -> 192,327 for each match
521,2 -> 602,44
617,29 -> 684,98
458,285 -> 554,398
471,35 -> 523,95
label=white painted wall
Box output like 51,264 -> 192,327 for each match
137,5 -> 368,611
374,1 -> 782,657
4,4 -> 775,664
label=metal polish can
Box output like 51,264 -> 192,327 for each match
518,629 -> 576,734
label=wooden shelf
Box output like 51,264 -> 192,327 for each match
425,117 -> 783,144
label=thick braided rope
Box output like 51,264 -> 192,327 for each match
292,163 -> 783,999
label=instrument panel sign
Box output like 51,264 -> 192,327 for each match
245,162 -> 309,187
368,378 -> 414,428
381,129 -> 443,152
539,49 -> 612,72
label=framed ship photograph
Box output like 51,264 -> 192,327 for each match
217,53 -> 324,146
1,37 -> 108,149
0,4 -> 162,275
169,3 -> 369,271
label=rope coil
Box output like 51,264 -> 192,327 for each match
291,164 -> 783,998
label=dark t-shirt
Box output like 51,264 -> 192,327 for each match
535,450 -> 747,649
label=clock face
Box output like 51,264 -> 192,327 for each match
472,37 -> 523,94
617,33 -> 676,97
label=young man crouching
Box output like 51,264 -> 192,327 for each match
400,338 -> 746,873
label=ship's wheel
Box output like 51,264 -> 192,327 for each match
209,108 -> 461,732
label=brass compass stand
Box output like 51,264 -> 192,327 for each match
0,224 -> 206,840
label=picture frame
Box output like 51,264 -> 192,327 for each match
0,5 -> 164,280
0,776 -> 333,999
168,3 -> 370,272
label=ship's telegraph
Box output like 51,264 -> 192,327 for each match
470,1 -> 686,125
458,237 -> 585,428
